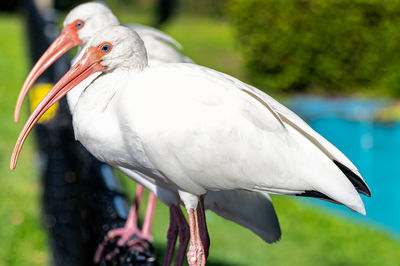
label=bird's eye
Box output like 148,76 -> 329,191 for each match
99,42 -> 113,54
101,44 -> 110,52
75,21 -> 84,29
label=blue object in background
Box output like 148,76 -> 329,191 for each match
288,96 -> 400,236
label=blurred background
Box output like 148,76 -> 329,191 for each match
1,0 -> 400,265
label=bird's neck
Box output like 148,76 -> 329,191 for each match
74,70 -> 126,116
71,70 -> 126,152
66,71 -> 102,114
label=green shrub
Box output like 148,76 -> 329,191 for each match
229,0 -> 400,95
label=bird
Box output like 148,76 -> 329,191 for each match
11,25 -> 370,265
13,2 -> 192,260
13,3 -> 282,264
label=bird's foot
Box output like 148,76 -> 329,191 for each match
187,243 -> 206,266
109,226 -> 153,246
94,235 -> 157,265
94,227 -> 153,263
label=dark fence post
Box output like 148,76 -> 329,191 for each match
24,0 -> 133,265
155,0 -> 177,27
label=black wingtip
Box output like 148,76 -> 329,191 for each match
333,160 -> 371,197
296,190 -> 337,202
296,190 -> 364,213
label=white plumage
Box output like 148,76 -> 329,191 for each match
63,2 -> 282,244
62,26 -> 367,264
72,47 -> 368,213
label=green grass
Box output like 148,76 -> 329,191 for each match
0,14 -> 47,265
1,11 -> 400,266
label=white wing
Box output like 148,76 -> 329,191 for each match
159,64 -> 370,197
241,83 -> 370,196
205,190 -> 281,243
212,70 -> 370,197
126,23 -> 183,50
200,67 -> 370,197
126,24 -> 193,64
119,63 -> 368,214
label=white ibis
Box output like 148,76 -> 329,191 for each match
12,2 -> 192,261
11,26 -> 370,266
13,3 -> 281,264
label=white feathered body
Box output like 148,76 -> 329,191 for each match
73,63 -> 366,215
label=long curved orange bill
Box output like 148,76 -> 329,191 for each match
10,47 -> 106,170
14,25 -> 81,123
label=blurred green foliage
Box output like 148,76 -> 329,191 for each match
229,0 -> 400,96
180,0 -> 229,18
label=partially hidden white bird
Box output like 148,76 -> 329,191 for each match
13,3 -> 282,265
11,25 -> 371,265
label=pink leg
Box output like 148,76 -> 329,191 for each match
136,192 -> 157,242
107,185 -> 150,246
128,184 -> 145,227
186,200 -> 209,266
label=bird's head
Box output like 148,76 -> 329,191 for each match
14,1 -> 119,123
10,26 -> 147,171
87,25 -> 148,71
63,2 -> 119,45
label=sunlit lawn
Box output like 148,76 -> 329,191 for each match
1,11 -> 400,266
0,14 -> 47,266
